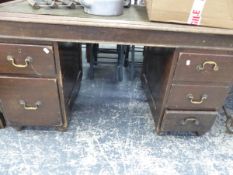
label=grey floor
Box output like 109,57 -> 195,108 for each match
1,46 -> 233,175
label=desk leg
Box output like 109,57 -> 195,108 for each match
0,101 -> 5,129
130,45 -> 135,80
0,114 -> 5,129
117,45 -> 124,81
89,44 -> 94,79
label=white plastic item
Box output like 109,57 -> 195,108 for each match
79,0 -> 124,16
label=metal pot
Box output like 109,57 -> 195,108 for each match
79,0 -> 124,16
124,0 -> 131,8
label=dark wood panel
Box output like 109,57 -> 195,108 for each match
52,42 -> 82,130
0,43 -> 56,77
173,51 -> 233,83
1,21 -> 233,50
0,77 -> 63,127
0,38 -> 52,45
167,84 -> 230,110
141,47 -> 176,130
160,110 -> 217,135
58,43 -> 82,108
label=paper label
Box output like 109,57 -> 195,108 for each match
186,60 -> 191,66
188,0 -> 206,25
43,48 -> 50,54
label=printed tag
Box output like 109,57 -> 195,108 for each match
188,0 -> 206,25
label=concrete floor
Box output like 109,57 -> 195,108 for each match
0,47 -> 233,175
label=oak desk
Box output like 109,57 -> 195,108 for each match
0,0 -> 233,135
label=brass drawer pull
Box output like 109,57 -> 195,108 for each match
187,94 -> 208,104
7,56 -> 32,68
196,61 -> 219,71
181,118 -> 200,126
19,100 -> 41,111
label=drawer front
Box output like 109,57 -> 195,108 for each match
173,52 -> 233,83
167,84 -> 230,110
160,110 -> 217,134
0,43 -> 56,77
0,77 -> 63,126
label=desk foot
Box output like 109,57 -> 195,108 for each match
56,126 -> 68,132
13,126 -> 25,131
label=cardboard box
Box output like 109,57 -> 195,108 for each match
146,0 -> 233,29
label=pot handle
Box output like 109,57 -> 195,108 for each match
79,0 -> 92,7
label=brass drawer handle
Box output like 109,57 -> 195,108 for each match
7,56 -> 32,68
181,118 -> 200,126
196,61 -> 219,71
19,100 -> 41,111
187,94 -> 208,104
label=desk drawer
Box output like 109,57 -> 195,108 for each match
0,77 -> 63,126
167,84 -> 230,110
173,52 -> 233,83
160,110 -> 217,135
0,43 -> 56,77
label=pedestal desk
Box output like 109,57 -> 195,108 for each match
1,0 -> 233,135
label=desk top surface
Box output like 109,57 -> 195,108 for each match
0,0 -> 233,36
